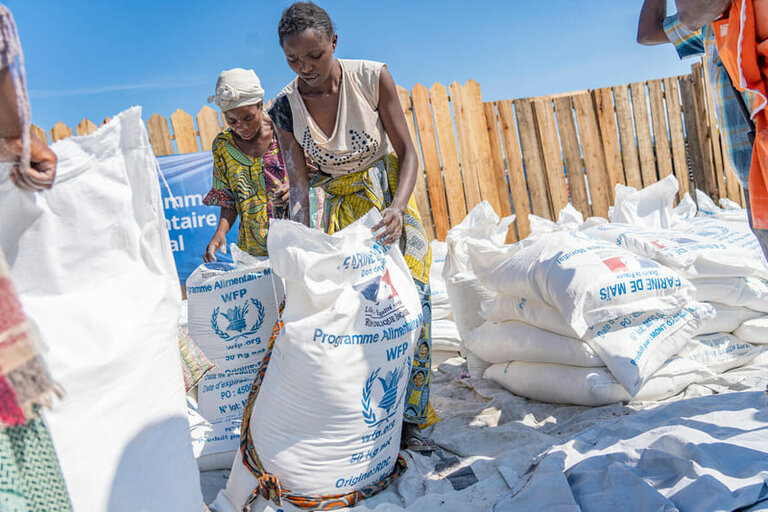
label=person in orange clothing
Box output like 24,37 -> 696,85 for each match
704,0 -> 768,231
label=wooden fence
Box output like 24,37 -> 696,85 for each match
33,61 -> 743,242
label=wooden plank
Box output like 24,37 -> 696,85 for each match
49,122 -> 73,142
680,76 -> 709,198
573,92 -> 612,218
630,82 -> 657,186
533,97 -> 569,216
396,85 -> 435,240
700,61 -> 727,199
197,105 -> 221,152
664,76 -> 690,196
592,87 -> 624,198
485,102 -> 513,217
75,118 -> 98,136
464,80 -> 503,215
146,113 -> 174,156
647,79 -> 673,179
449,81 -> 483,209
688,69 -> 719,200
613,84 -> 642,188
514,98 -> 552,219
30,124 -> 48,145
170,109 -> 199,154
101,117 -> 111,126
497,100 -> 532,239
411,83 -> 450,240
724,157 -> 743,204
430,82 -> 467,225
554,96 -> 590,217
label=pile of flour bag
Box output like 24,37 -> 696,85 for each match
446,175 -> 768,406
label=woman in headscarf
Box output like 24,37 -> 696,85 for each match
203,68 -> 290,261
268,2 -> 435,451
0,4 -> 73,511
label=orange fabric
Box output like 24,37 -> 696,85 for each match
715,0 -> 768,228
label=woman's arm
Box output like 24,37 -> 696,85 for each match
274,124 -> 311,226
204,207 -> 237,262
376,66 -> 419,244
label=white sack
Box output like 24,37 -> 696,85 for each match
480,294 -> 579,338
0,108 -> 204,512
429,240 -> 451,320
187,247 -> 283,373
468,230 -> 694,337
186,247 -> 283,461
733,316 -> 768,344
609,174 -> 679,230
216,210 -> 422,509
431,318 -> 461,351
694,302 -> 764,335
583,222 -> 767,280
187,397 -> 237,472
466,321 -> 602,367
692,276 -> 768,312
484,357 -> 712,407
679,333 -> 763,373
584,304 -> 711,396
443,202 -> 514,343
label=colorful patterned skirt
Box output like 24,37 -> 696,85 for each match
0,410 -> 72,512
316,154 -> 433,425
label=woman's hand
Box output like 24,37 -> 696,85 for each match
271,180 -> 290,208
1,134 -> 57,191
373,205 -> 405,245
204,232 -> 228,262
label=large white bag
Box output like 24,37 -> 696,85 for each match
186,247 -> 284,468
584,304 -> 711,395
443,202 -> 514,344
480,294 -> 579,338
679,334 -> 763,373
0,108 -> 204,512
691,276 -> 768,312
734,316 -> 768,344
468,230 -> 695,337
693,303 -> 764,335
466,321 -> 603,367
483,357 -> 712,407
215,210 -> 422,509
584,222 -> 768,280
429,240 -> 451,321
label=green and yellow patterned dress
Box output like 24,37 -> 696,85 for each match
203,130 -> 288,257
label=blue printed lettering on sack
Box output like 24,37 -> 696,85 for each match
335,457 -> 393,488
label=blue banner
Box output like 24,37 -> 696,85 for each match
156,152 -> 238,284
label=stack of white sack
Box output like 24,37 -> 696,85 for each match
429,240 -> 461,362
0,108 -> 204,511
442,202 -> 515,377
596,175 -> 768,340
213,210 -> 423,511
462,199 -> 720,405
185,247 -> 284,471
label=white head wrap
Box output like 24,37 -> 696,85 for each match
207,68 -> 264,112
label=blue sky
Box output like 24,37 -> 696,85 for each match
6,0 -> 691,132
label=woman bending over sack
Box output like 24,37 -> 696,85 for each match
203,69 -> 290,261
268,2 -> 435,451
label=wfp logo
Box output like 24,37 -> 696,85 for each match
211,299 -> 265,341
361,359 -> 409,428
353,269 -> 399,304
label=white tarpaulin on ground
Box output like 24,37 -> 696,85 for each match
498,390 -> 768,511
